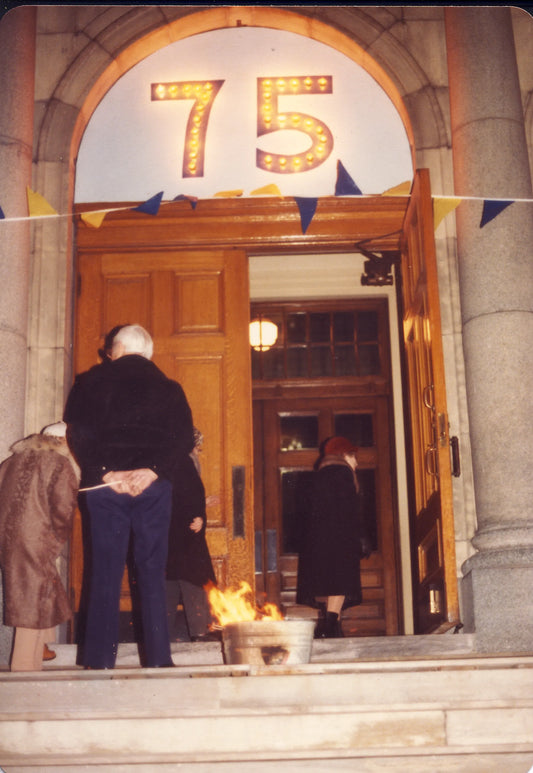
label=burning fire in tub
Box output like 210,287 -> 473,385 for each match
206,580 -> 283,625
205,581 -> 315,666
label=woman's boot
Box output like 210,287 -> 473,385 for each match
325,611 -> 344,638
314,609 -> 327,638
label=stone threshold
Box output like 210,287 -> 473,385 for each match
0,632 -> 482,672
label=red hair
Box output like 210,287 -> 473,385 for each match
323,436 -> 358,457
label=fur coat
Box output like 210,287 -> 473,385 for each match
0,434 -> 80,628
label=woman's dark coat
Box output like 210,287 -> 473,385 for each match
166,454 -> 216,588
296,457 -> 367,610
0,434 -> 80,628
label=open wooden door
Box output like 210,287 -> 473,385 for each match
70,243 -> 254,619
399,169 -> 460,632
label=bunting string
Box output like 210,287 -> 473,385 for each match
1,174 -> 532,235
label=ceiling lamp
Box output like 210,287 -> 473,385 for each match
249,318 -> 278,351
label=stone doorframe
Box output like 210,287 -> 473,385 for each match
28,5 -> 473,601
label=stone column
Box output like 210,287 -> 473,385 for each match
445,7 -> 533,652
0,6 -> 37,664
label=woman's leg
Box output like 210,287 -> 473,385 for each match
326,595 -> 344,615
179,579 -> 212,639
165,579 -> 183,640
42,625 -> 56,643
11,627 -> 46,671
325,595 -> 345,638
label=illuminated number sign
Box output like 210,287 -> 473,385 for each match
151,75 -> 333,178
151,80 -> 225,177
257,75 -> 333,174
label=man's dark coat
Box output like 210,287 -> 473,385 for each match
64,354 -> 194,486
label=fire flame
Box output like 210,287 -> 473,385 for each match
205,581 -> 284,627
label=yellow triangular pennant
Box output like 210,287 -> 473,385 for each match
382,180 -> 412,196
80,210 -> 108,229
250,184 -> 283,197
433,197 -> 462,230
26,187 -> 58,217
213,189 -> 244,198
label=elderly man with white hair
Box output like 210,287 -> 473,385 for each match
64,324 -> 195,669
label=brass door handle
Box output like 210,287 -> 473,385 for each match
425,444 -> 438,476
423,384 -> 435,411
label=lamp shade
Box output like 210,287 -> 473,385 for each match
249,318 -> 278,351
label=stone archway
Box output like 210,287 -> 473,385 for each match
67,6 -> 420,163
30,6 -> 448,435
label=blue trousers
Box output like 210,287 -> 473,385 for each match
83,479 -> 173,668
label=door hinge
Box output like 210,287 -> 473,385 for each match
437,412 -> 448,448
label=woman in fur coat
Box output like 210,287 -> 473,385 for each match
0,421 -> 80,670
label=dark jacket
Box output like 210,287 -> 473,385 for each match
0,434 -> 79,628
64,354 -> 194,486
296,457 -> 368,610
166,453 -> 216,588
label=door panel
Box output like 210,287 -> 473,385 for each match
70,248 -> 254,617
399,169 -> 460,632
255,396 -> 399,637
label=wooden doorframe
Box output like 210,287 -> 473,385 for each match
74,193 -> 407,255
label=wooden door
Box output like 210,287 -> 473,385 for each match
70,247 -> 254,617
399,169 -> 460,632
254,395 -> 400,637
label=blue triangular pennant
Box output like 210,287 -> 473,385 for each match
0,205 -> 4,219
132,191 -> 164,216
294,197 -> 318,234
173,194 -> 198,210
335,160 -> 363,196
480,199 -> 513,228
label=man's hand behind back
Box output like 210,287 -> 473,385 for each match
103,468 -> 158,496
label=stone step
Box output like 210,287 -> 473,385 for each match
42,631 -> 478,669
1,637 -> 532,770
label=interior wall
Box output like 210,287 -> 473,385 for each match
249,252 -> 414,634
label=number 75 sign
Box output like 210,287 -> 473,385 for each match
151,75 -> 333,178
